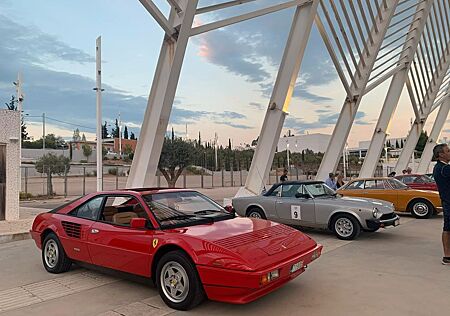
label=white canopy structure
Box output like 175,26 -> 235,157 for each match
126,0 -> 450,196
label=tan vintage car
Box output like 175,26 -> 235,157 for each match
338,177 -> 442,219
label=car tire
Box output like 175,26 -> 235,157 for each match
42,233 -> 72,274
409,200 -> 434,219
331,214 -> 361,240
156,250 -> 205,311
247,207 -> 266,219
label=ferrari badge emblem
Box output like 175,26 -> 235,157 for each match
152,239 -> 159,248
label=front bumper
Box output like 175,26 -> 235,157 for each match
197,244 -> 323,304
366,214 -> 400,230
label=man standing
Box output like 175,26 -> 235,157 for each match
432,144 -> 450,265
325,172 -> 337,190
280,169 -> 288,182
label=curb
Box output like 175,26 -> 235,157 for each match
0,232 -> 31,244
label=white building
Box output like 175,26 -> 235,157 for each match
277,133 -> 331,153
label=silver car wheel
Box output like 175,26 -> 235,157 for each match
44,240 -> 59,269
335,218 -> 354,238
249,211 -> 262,219
160,261 -> 190,303
412,202 -> 429,217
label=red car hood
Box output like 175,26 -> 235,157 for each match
169,217 -> 317,271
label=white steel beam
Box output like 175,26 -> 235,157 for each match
196,0 -> 256,15
239,0 -> 319,196
359,0 -> 434,178
139,0 -> 176,37
315,15 -> 352,97
417,95 -> 450,173
127,0 -> 198,188
167,0 -> 182,13
395,44 -> 450,174
316,0 -> 400,181
190,0 -> 309,36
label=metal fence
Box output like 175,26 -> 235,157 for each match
20,165 -> 310,198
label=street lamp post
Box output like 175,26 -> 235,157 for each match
286,142 -> 290,172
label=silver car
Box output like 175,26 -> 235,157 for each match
232,181 -> 399,240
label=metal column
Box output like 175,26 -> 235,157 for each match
395,46 -> 450,173
127,0 -> 198,188
417,95 -> 450,173
359,0 -> 434,177
316,0 -> 400,181
239,0 -> 319,196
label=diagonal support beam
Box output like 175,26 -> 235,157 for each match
196,0 -> 256,15
417,94 -> 450,174
395,43 -> 450,174
316,0 -> 400,181
359,0 -> 434,178
139,0 -> 177,37
238,0 -> 320,196
191,0 -> 310,36
127,0 -> 198,188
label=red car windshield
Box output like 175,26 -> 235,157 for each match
142,191 -> 228,226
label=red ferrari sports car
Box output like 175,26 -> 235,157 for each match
31,188 -> 322,310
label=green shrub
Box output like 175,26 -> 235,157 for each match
19,192 -> 33,200
108,168 -> 118,175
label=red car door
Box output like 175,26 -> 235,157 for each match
86,196 -> 157,277
56,196 -> 105,263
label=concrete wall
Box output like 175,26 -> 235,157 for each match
277,133 -> 331,153
22,149 -> 69,162
0,110 -> 20,220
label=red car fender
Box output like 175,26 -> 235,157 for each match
31,214 -> 61,249
152,237 -> 200,262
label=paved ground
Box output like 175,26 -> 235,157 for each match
0,214 -> 448,316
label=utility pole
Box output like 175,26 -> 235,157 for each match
42,113 -> 46,155
119,112 -> 122,157
214,132 -> 218,171
94,36 -> 103,192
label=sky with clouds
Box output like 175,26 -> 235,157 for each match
0,0 -> 446,147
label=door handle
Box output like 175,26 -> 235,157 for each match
276,201 -> 284,204
91,229 -> 99,234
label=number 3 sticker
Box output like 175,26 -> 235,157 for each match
291,205 -> 301,220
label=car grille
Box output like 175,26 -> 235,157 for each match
213,224 -> 296,249
380,213 -> 396,220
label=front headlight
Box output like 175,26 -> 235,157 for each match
372,207 -> 381,218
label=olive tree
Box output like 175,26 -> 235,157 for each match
82,143 -> 92,161
35,154 -> 70,196
159,137 -> 196,188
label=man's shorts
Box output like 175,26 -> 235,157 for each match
443,202 -> 450,232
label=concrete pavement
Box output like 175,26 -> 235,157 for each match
0,215 -> 448,315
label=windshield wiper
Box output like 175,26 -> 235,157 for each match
160,215 -> 196,222
194,210 -> 223,215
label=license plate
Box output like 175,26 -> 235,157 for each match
393,219 -> 400,226
290,261 -> 303,273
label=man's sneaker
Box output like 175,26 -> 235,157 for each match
442,257 -> 450,265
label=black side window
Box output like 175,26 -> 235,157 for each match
270,185 -> 282,196
72,197 -> 104,220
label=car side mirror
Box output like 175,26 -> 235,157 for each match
130,218 -> 147,229
224,205 -> 236,215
